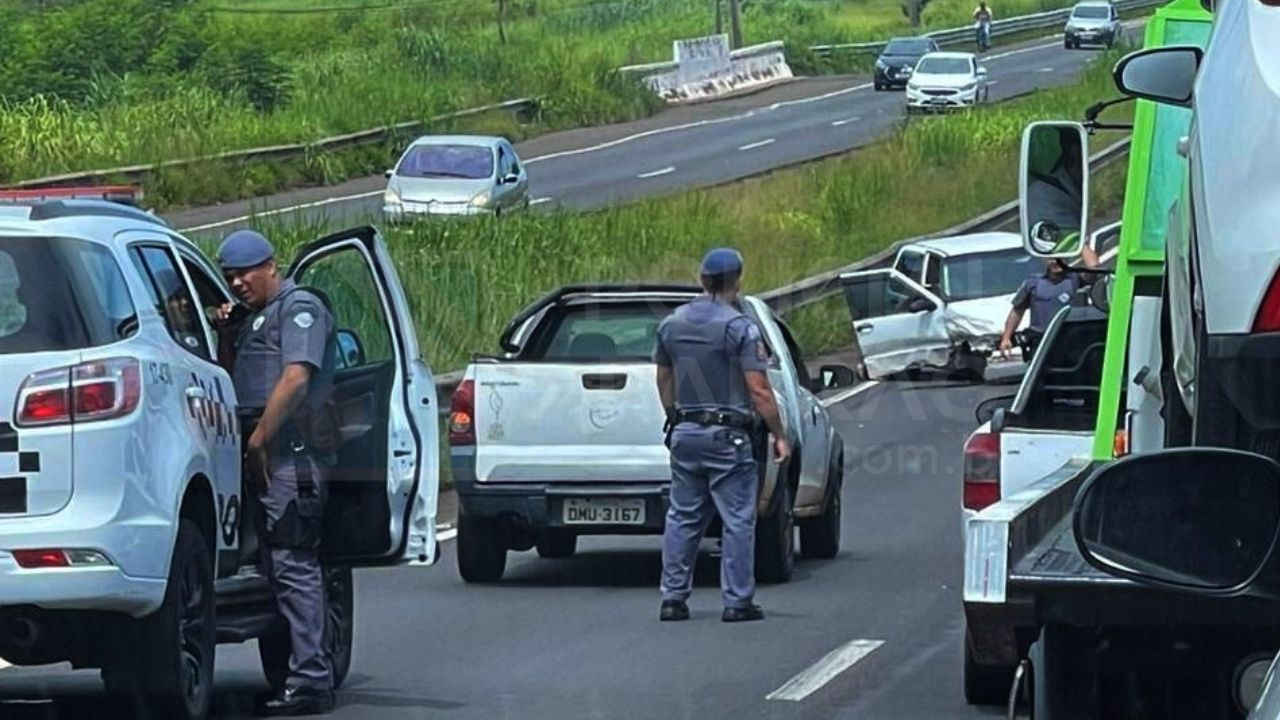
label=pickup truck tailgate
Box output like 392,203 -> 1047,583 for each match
471,362 -> 668,484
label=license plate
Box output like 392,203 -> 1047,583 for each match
562,498 -> 646,525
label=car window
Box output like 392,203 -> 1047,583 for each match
941,249 -> 1036,301
396,143 -> 494,180
505,144 -> 521,175
916,56 -> 971,74
0,236 -> 137,354
776,319 -> 811,390
526,302 -> 678,361
843,272 -> 926,321
291,247 -> 395,369
894,250 -> 925,283
924,254 -> 942,293
129,245 -> 212,361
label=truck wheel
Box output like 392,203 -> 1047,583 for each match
1030,624 -> 1093,719
964,627 -> 1016,706
258,566 -> 354,691
457,514 -> 507,583
103,520 -> 216,720
800,451 -> 843,560
536,531 -> 577,559
755,479 -> 795,583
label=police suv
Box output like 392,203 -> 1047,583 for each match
0,191 -> 440,720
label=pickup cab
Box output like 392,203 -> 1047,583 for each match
448,285 -> 853,584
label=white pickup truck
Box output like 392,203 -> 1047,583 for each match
447,284 -> 856,584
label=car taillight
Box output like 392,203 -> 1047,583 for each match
963,431 -> 1001,511
449,379 -> 476,446
11,548 -> 113,568
16,358 -> 141,427
1253,269 -> 1280,332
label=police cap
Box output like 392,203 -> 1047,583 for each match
218,229 -> 275,270
700,247 -> 744,277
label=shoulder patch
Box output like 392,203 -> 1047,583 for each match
252,315 -> 266,332
292,311 -> 315,329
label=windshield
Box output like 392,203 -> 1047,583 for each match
1072,5 -> 1111,18
885,40 -> 931,55
525,301 -> 682,360
0,236 -> 136,354
396,143 -> 494,180
916,57 -> 972,75
941,249 -> 1037,301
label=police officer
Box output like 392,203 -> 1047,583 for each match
999,245 -> 1100,359
654,248 -> 791,623
215,229 -> 338,716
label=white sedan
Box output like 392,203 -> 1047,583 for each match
905,52 -> 990,112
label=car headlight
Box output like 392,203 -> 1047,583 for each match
384,189 -> 402,207
470,191 -> 492,208
961,81 -> 978,92
876,59 -> 887,69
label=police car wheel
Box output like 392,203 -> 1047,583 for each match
755,479 -> 796,584
105,520 -> 216,720
800,450 -> 843,560
457,514 -> 507,583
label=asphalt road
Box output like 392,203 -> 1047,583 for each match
0,380 -> 1014,720
170,30 -> 1137,240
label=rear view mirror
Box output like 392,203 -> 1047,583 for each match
1020,122 -> 1089,258
975,394 -> 1015,425
1113,46 -> 1202,108
818,364 -> 857,392
1074,448 -> 1280,596
335,329 -> 366,369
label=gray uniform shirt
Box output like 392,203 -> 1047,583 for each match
1013,273 -> 1082,331
233,279 -> 335,418
653,297 -> 770,413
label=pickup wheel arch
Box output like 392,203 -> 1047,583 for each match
180,475 -> 217,567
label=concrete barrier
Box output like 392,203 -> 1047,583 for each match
620,36 -> 793,104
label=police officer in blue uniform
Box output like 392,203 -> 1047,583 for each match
215,230 -> 338,716
654,248 -> 791,623
999,244 -> 1100,359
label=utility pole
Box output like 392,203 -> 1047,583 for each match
728,0 -> 743,49
497,0 -> 508,44
714,0 -> 723,35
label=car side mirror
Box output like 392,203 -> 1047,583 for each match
335,329 -> 366,369
906,296 -> 935,314
977,66 -> 988,76
1020,121 -> 1089,258
1113,45 -> 1202,108
384,169 -> 394,179
974,394 -> 1016,425
816,364 -> 857,392
502,172 -> 520,185
1074,448 -> 1280,597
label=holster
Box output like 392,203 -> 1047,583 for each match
241,416 -> 324,550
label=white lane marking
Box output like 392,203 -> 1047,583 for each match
768,82 -> 873,110
179,189 -> 383,233
766,638 -> 886,702
821,380 -> 880,408
638,166 -> 676,179
526,113 -> 759,164
1039,67 -> 1055,72
738,138 -> 776,151
530,197 -> 552,205
831,116 -> 861,127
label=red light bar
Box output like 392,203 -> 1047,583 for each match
0,186 -> 143,206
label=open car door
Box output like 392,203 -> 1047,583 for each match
287,226 -> 440,567
838,269 -> 950,379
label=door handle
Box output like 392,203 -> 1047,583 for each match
394,449 -> 413,458
582,373 -> 627,390
186,386 -> 207,400
811,406 -> 820,424
855,323 -> 874,334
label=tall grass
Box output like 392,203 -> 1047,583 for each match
232,53 -> 1128,370
0,0 -> 1091,188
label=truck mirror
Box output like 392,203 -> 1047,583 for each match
1073,448 -> 1280,595
818,364 -> 857,391
1088,275 -> 1114,314
1113,46 -> 1202,108
1020,122 -> 1090,259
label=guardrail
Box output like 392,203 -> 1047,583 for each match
7,98 -> 539,191
809,0 -> 1164,56
432,138 -> 1132,408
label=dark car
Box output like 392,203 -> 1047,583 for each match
874,37 -> 941,91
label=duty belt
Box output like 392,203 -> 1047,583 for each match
674,409 -> 756,430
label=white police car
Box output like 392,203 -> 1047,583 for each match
0,190 -> 440,719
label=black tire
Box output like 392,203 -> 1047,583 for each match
457,513 -> 507,583
874,81 -> 885,91
964,627 -> 1016,706
103,520 -> 216,720
755,477 -> 795,584
536,530 -> 577,559
1064,38 -> 1073,50
800,450 -> 843,560
259,566 -> 355,691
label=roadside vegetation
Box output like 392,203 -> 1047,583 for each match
3,0 -> 1086,201
242,52 -> 1130,371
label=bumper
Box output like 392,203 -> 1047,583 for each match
456,479 -> 671,535
905,87 -> 978,109
1065,29 -> 1114,44
875,67 -> 914,87
0,556 -> 166,617
383,202 -> 492,221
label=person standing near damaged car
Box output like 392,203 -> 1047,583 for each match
654,247 -> 791,623
214,229 -> 339,717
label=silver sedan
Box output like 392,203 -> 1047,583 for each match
382,135 -> 530,221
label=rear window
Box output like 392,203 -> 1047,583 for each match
0,236 -> 136,354
522,302 -> 682,361
942,249 -> 1036,301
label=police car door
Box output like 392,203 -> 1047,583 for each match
286,227 -> 439,567
838,268 -> 949,379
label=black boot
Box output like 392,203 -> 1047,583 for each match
660,599 -> 690,622
259,685 -> 336,716
722,604 -> 765,623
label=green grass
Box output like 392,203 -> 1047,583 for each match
0,0 -> 1094,205
227,49 -> 1130,371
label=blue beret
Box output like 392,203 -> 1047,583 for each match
700,247 -> 744,276
217,229 -> 275,270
